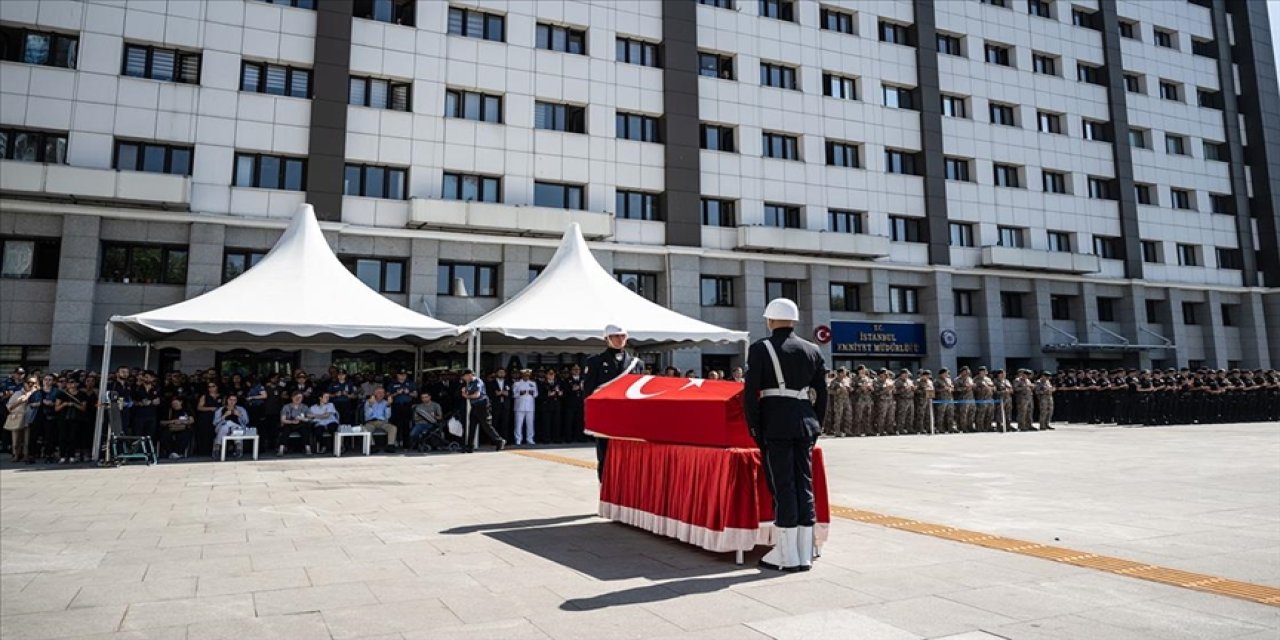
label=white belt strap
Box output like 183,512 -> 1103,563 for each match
760,340 -> 810,400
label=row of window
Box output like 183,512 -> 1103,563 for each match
942,223 -> 1239,267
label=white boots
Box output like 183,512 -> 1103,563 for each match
759,527 -> 801,572
797,525 -> 814,570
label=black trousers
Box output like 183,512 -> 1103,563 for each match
562,404 -> 583,442
761,437 -> 817,528
596,437 -> 607,482
491,399 -> 512,441
464,402 -> 503,451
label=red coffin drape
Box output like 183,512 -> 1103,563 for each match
598,439 -> 830,553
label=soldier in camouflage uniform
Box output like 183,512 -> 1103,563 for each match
955,366 -> 975,432
1035,371 -> 1055,430
1013,369 -> 1034,431
894,369 -> 915,435
934,367 -> 955,433
994,369 -> 1014,431
851,366 -> 875,436
827,367 -> 853,437
873,368 -> 895,436
914,369 -> 934,434
973,367 -> 995,432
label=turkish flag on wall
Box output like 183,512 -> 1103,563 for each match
585,374 -> 756,448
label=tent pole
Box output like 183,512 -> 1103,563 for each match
92,323 -> 114,462
143,343 -> 151,370
414,346 -> 421,384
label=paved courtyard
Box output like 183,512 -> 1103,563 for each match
1,422 -> 1277,640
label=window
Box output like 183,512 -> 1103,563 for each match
1,237 -> 60,280
701,198 -> 736,226
354,0 -> 415,25
1198,88 -> 1223,110
615,272 -> 658,303
936,33 -> 963,56
256,0 -> 317,7
233,153 -> 305,191
981,0 -> 1009,6
984,42 -> 1012,67
616,190 -> 661,221
534,181 -> 584,210
1123,73 -> 1143,94
1047,231 -> 1072,252
993,164 -> 1021,188
830,283 -> 860,311
1210,194 -> 1235,215
949,222 -> 974,247
527,265 -> 543,283
1153,28 -> 1175,49
761,132 -> 800,160
1181,301 -> 1201,325
825,140 -> 860,168
351,76 -> 412,111
221,249 -> 266,283
954,290 -> 974,316
1087,177 -> 1115,200
0,25 -> 78,68
698,52 -> 734,79
1128,128 -> 1150,149
759,62 -> 798,89
759,0 -> 795,22
448,6 -> 505,41
536,23 -> 586,54
1176,243 -> 1199,266
878,21 -> 913,46
1216,247 -> 1243,270
1118,19 -> 1137,39
100,243 -> 187,285
885,149 -> 919,175
1134,183 -> 1154,205
1221,304 -> 1237,327
343,163 -> 407,200
1036,111 -> 1062,133
1028,0 -> 1052,18
1082,119 -> 1111,142
700,0 -> 735,7
616,37 -> 659,67
1203,140 -> 1228,161
342,257 -> 405,293
1145,299 -> 1162,323
240,60 -> 310,98
828,209 -> 864,234
1093,235 -> 1120,259
890,216 -> 924,242
889,286 -> 919,314
763,203 -> 801,228
1165,134 -> 1187,156
1043,171 -> 1068,194
700,124 -> 735,152
445,89 -> 501,123
1170,188 -> 1193,211
1032,53 -> 1057,75
1141,240 -> 1161,263
944,157 -> 971,182
823,73 -> 858,100
534,102 -> 586,133
113,140 -> 192,176
766,279 -> 798,302
0,127 -> 66,163
438,262 -> 497,297
1076,62 -> 1104,85
998,226 -> 1026,248
1159,81 -> 1181,102
701,276 -> 734,306
441,172 -> 500,203
820,6 -> 855,33
989,102 -> 1016,126
941,94 -> 968,118
0,346 -> 50,373
1001,292 -> 1025,318
122,43 -> 200,84
1072,8 -> 1100,30
882,85 -> 916,110
1097,297 -> 1117,322
616,112 -> 661,142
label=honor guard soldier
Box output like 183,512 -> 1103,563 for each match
583,324 -> 643,482
873,369 -> 895,436
893,369 -> 915,435
1013,370 -> 1034,431
914,370 -> 934,434
827,368 -> 852,437
955,367 -> 975,432
851,366 -> 874,436
1034,371 -> 1055,430
743,298 -> 828,572
973,367 -> 995,432
934,368 -> 955,433
993,370 -> 1014,431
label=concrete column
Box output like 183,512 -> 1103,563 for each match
408,238 -> 441,317
742,260 -> 766,342
185,223 -> 225,300
500,244 -> 531,302
49,215 -> 101,370
805,264 -> 831,351
1162,288 -> 1189,367
1238,292 -> 1271,369
1264,292 -> 1280,367
976,275 -> 1004,369
668,254 -> 705,372
1121,284 -> 1148,369
923,271 -> 954,371
869,268 -> 890,314
1203,290 -> 1227,369
1079,282 -> 1101,345
1027,278 -> 1053,372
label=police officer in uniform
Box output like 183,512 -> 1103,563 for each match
744,298 -> 828,572
583,324 -> 643,482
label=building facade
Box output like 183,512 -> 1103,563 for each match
1,0 -> 1278,375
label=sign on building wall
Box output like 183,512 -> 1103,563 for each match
830,321 -> 927,358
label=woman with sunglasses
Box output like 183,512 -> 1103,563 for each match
4,377 -> 39,463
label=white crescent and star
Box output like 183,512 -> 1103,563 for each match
624,375 -> 706,400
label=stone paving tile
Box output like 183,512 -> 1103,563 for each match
304,558 -> 416,587
320,598 -> 462,640
987,614 -> 1167,640
194,568 -> 311,597
185,610 -> 329,640
120,594 -> 255,631
364,573 -> 485,604
640,589 -> 790,632
402,618 -> 552,640
1152,589 -> 1280,628
142,557 -> 252,582
71,578 -> 197,609
0,605 -> 127,640
0,578 -> 83,615
252,582 -> 379,616
526,606 -> 685,640
75,626 -> 189,640
645,624 -> 776,640
745,608 -> 921,640
940,583 -> 1103,621
437,585 -> 568,624
733,576 -> 880,614
850,595 -> 1021,638
1073,598 -> 1270,640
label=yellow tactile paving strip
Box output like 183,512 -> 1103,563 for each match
511,449 -> 1280,607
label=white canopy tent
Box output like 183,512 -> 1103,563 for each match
463,223 -> 749,370
94,203 -> 464,460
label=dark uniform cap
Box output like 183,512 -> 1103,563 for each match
879,368 -> 890,374
938,367 -> 949,374
837,367 -> 849,374
959,366 -> 970,372
992,369 -> 1004,375
854,365 -> 867,371
899,368 -> 912,376
918,369 -> 931,376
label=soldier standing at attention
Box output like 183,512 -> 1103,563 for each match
1013,369 -> 1034,431
914,370 -> 934,434
994,369 -> 1014,431
743,298 -> 828,572
893,369 -> 915,435
973,367 -> 995,432
955,366 -> 975,432
873,369 -> 895,436
934,368 -> 955,433
1035,371 -> 1056,430
833,368 -> 854,437
851,366 -> 874,436
583,324 -> 643,482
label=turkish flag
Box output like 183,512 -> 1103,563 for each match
585,374 -> 756,448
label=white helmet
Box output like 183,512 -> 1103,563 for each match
763,298 -> 799,321
603,324 -> 628,337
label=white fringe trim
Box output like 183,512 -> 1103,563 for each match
598,502 -> 830,554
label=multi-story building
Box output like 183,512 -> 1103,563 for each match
1,0 -> 1278,376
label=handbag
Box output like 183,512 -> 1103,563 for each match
3,409 -> 24,432
447,416 -> 463,437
